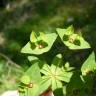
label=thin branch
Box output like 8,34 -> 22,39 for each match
0,52 -> 21,68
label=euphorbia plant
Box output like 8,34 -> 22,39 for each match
18,25 -> 96,96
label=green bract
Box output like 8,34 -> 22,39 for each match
81,52 -> 96,76
56,26 -> 91,49
21,31 -> 57,55
20,75 -> 30,85
19,63 -> 41,96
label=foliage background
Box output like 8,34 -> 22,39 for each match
0,0 -> 96,95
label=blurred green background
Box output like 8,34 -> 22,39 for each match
0,0 -> 96,94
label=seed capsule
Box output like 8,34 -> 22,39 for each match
28,83 -> 33,88
68,34 -> 77,44
38,45 -> 44,49
69,38 -> 75,43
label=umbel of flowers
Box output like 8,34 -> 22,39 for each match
3,26 -> 96,96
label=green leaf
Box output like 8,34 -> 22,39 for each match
52,78 -> 62,91
40,54 -> 73,91
40,64 -> 51,76
51,63 -> 73,83
81,52 -> 96,76
41,64 -> 72,90
28,56 -> 39,62
21,32 -> 57,55
38,76 -> 51,95
56,70 -> 73,83
56,26 -> 90,49
51,55 -> 73,83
